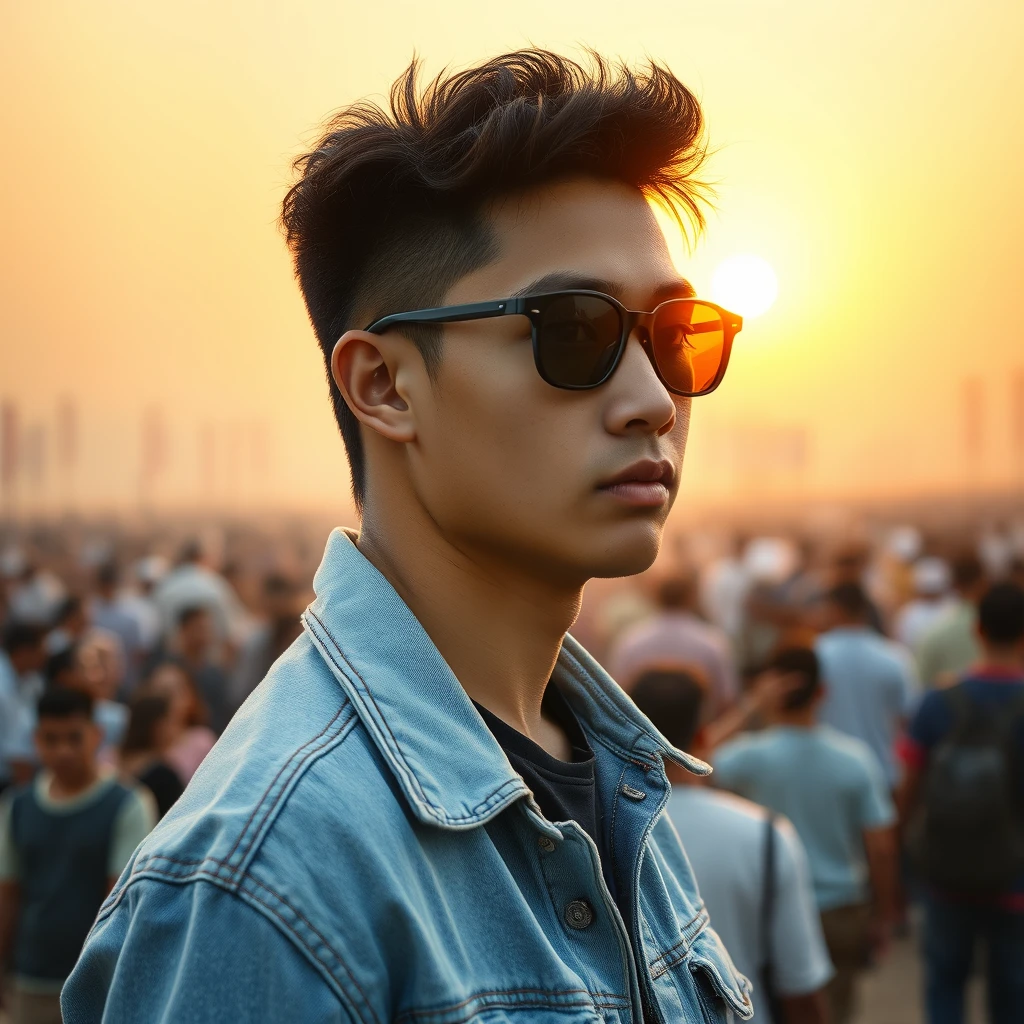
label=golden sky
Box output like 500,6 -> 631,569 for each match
2,0 -> 1023,512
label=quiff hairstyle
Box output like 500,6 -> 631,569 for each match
282,50 -> 710,508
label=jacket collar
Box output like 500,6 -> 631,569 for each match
302,529 -> 709,831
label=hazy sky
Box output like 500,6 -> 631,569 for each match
2,0 -> 1022,512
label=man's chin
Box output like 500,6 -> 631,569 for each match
584,519 -> 664,580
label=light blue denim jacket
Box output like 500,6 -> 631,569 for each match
63,530 -> 752,1023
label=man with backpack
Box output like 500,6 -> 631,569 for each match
898,581 -> 1024,1024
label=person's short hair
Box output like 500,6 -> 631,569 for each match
52,594 -> 84,628
977,582 -> 1024,647
826,581 -> 871,620
950,550 -> 985,592
96,561 -> 120,590
656,574 -> 698,611
121,693 -> 173,755
37,686 -> 94,722
768,646 -> 821,710
45,646 -> 80,686
630,667 -> 707,751
282,50 -> 710,507
1,621 -> 45,655
176,605 -> 208,631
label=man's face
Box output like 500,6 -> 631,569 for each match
400,178 -> 693,585
35,715 -> 100,783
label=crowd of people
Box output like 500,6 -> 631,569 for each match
0,513 -> 1023,1023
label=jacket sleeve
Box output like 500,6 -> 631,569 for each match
61,876 -> 358,1024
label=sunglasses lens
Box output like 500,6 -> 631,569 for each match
536,294 -> 622,387
652,301 -> 726,395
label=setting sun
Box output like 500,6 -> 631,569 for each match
711,254 -> 779,319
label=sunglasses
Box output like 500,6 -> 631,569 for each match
364,290 -> 742,397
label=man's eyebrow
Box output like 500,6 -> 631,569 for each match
511,273 -> 696,303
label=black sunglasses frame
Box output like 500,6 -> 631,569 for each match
364,290 -> 742,398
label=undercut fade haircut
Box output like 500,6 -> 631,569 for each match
282,49 -> 710,508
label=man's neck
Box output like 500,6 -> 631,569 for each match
978,647 -> 1024,674
49,766 -> 100,800
768,708 -> 817,729
357,510 -> 582,749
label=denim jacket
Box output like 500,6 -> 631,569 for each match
63,530 -> 753,1024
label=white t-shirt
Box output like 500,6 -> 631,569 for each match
667,787 -> 833,1023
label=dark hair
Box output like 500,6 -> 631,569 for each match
630,667 -> 707,751
144,658 -> 209,729
53,594 -> 84,627
950,551 -> 985,592
768,646 -> 821,710
283,50 -> 710,507
121,693 -> 173,755
2,622 -> 45,655
656,574 -> 698,611
96,561 -> 119,590
177,605 -> 208,631
977,582 -> 1024,647
826,581 -> 871,621
45,645 -> 80,687
37,686 -> 94,721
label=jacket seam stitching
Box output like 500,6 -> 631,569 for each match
221,698 -> 354,874
306,609 -> 526,824
98,863 -> 379,1024
395,991 -> 627,1024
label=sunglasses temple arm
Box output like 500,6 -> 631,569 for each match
365,300 -> 513,333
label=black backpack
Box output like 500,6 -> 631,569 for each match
910,685 -> 1024,891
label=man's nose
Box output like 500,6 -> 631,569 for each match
602,332 -> 677,437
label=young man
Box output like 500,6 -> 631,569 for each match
0,688 -> 154,1024
898,581 -> 1024,1024
62,51 -> 752,1023
631,667 -> 832,1024
713,647 -> 898,1024
814,582 -> 919,789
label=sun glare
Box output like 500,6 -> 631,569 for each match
711,254 -> 779,319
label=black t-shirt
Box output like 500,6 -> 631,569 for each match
474,684 -> 618,898
138,761 -> 185,820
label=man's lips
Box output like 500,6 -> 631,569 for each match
597,459 -> 675,507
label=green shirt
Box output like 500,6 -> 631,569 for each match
916,599 -> 982,689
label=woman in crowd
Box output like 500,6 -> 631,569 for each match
142,659 -> 217,783
118,692 -> 184,819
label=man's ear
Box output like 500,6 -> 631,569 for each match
331,331 -> 416,443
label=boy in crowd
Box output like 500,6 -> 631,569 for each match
898,581 -> 1024,1024
632,666 -> 832,1024
64,50 -> 754,1022
713,647 -> 898,1024
0,688 -> 154,1024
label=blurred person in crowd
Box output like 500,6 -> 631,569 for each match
815,582 -> 919,789
228,572 -> 306,716
607,571 -> 738,716
825,544 -> 886,635
65,52 -> 755,1023
701,532 -> 750,642
3,557 -> 66,629
153,539 -> 247,651
0,688 -> 154,1024
42,595 -> 88,657
1009,556 -> 1024,589
893,557 -> 953,652
0,626 -> 47,790
916,551 -> 986,689
170,606 -> 232,734
142,660 -> 216,783
898,581 -> 1024,1024
73,635 -> 129,756
116,555 -> 167,656
633,666 -> 832,1024
88,562 -> 141,693
117,693 -> 185,820
714,647 -> 899,1024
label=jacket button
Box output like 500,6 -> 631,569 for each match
538,836 -> 556,853
564,899 -> 595,930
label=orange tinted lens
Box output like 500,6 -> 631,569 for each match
652,301 -> 725,394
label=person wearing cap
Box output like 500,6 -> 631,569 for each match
894,557 -> 953,653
